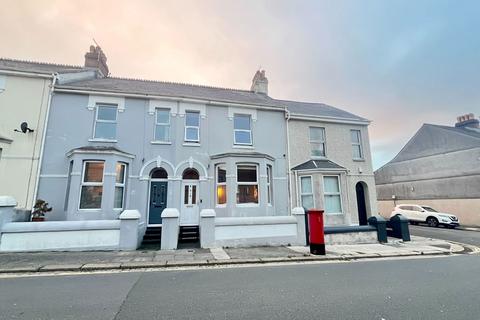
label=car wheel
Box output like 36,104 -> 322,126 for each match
427,217 -> 439,227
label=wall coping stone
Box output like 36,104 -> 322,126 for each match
0,196 -> 17,207
119,210 -> 141,220
161,208 -> 180,218
200,209 -> 216,218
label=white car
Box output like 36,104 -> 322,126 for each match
391,204 -> 460,228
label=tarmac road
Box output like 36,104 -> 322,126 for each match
0,255 -> 479,320
410,224 -> 480,247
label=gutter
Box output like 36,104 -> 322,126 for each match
0,69 -> 54,79
54,87 -> 285,112
289,114 -> 371,125
31,73 -> 58,209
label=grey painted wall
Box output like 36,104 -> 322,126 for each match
38,92 -> 289,225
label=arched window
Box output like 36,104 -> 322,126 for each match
150,167 -> 168,179
182,168 -> 199,180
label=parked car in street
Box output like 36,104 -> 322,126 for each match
391,204 -> 460,228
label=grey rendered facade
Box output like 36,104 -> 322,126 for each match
37,78 -> 289,233
375,115 -> 480,226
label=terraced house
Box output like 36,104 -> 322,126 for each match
1,46 -> 378,251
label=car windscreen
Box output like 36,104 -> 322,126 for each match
422,206 -> 437,212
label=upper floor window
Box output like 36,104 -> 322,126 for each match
351,129 -> 363,160
185,111 -> 200,142
114,162 -> 127,209
310,127 -> 326,157
237,165 -> 258,204
79,161 -> 104,209
300,176 -> 314,209
94,105 -> 117,140
216,165 -> 227,206
234,114 -> 252,145
323,176 -> 342,214
155,108 -> 170,142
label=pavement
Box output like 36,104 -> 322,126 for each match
1,255 -> 480,320
0,235 -> 473,275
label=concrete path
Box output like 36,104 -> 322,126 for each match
0,236 -> 472,274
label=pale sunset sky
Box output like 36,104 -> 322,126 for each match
1,0 -> 479,169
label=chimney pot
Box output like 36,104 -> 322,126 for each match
455,113 -> 479,129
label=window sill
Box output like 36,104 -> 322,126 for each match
233,145 -> 254,149
216,204 -> 227,208
353,158 -> 365,162
183,142 -> 201,147
151,141 -> 172,145
311,156 -> 327,160
88,139 -> 117,143
236,203 -> 260,208
326,212 -> 344,216
77,208 -> 102,212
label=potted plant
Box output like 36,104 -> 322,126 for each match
31,199 -> 52,221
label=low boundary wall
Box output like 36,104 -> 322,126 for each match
200,207 -> 306,248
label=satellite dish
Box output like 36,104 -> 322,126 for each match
14,122 -> 34,133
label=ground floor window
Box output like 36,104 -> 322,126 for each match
236,165 -> 258,204
114,162 -> 127,209
216,165 -> 227,205
300,176 -> 314,209
79,161 -> 104,209
267,165 -> 273,205
323,176 -> 342,214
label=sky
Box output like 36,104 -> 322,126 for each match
1,0 -> 479,169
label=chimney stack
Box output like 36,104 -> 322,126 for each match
250,70 -> 268,95
455,113 -> 479,129
84,45 -> 109,77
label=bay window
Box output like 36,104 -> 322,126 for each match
216,165 -> 227,205
300,176 -> 314,209
94,104 -> 117,140
323,176 -> 343,214
79,161 -> 104,209
267,165 -> 273,205
236,165 -> 258,204
114,162 -> 127,209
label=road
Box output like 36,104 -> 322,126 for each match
0,255 -> 479,320
410,224 -> 480,247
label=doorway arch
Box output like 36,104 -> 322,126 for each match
356,182 -> 369,225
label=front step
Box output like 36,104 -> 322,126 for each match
178,226 -> 200,244
141,227 -> 162,247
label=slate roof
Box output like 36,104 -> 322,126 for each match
387,123 -> 480,164
292,159 -> 346,171
0,58 -> 84,75
277,99 -> 368,122
57,77 -> 283,108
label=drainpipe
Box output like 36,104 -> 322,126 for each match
285,108 -> 292,213
31,73 -> 58,209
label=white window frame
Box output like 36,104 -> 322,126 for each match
323,175 -> 343,215
154,108 -> 171,142
351,129 -> 364,160
216,164 -> 227,207
79,160 -> 105,210
93,104 -> 118,141
236,164 -> 259,206
184,110 -> 200,143
114,162 -> 127,210
300,175 -> 314,209
266,165 -> 273,205
309,127 -> 326,158
233,114 -> 253,146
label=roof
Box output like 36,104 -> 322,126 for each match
0,58 -> 84,75
57,77 -> 283,108
277,99 -> 368,122
292,159 -> 346,171
383,123 -> 480,165
66,146 -> 134,158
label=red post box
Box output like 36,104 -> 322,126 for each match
307,209 -> 325,255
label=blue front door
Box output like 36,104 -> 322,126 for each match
149,181 -> 168,225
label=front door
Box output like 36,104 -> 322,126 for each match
180,181 -> 199,225
149,181 -> 168,225
355,182 -> 368,225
